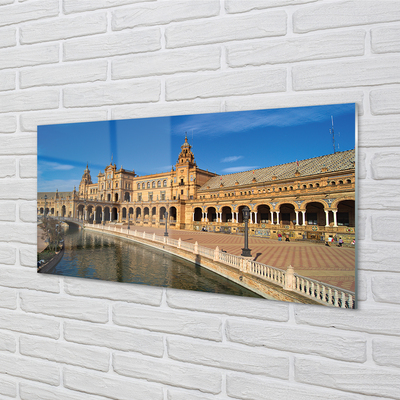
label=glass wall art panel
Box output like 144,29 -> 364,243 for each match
37,103 -> 357,308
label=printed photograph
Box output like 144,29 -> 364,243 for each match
37,104 -> 357,307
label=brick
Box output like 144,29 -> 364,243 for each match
64,79 -> 160,108
295,357 -> 400,399
0,375 -> 16,399
20,291 -> 109,322
0,115 -> 17,133
359,115 -> 400,147
0,222 -> 36,243
370,86 -> 400,115
371,24 -> 400,54
0,331 -> 16,353
166,10 -> 287,48
358,241 -> 400,273
225,91 -> 364,115
20,335 -> 110,371
64,0 -> 155,14
227,30 -> 365,67
167,389 -> 219,400
167,289 -> 289,321
113,303 -> 222,341
20,109 -> 108,132
0,0 -> 14,5
112,0 -> 219,30
0,89 -> 59,113
371,212 -> 400,242
0,287 -> 17,309
226,372 -> 361,400
226,0 -> 317,13
64,367 -> 163,400
64,277 -> 162,305
0,309 -> 60,338
19,157 -> 37,179
226,319 -> 366,363
293,57 -> 400,91
20,382 -> 113,400
0,266 -> 60,292
293,0 -> 400,33
372,275 -> 400,304
358,151 -> 366,179
0,202 -> 16,221
371,152 -> 400,180
111,99 -> 221,120
295,303 -> 400,336
0,26 -> 15,48
0,180 -> 36,200
0,70 -> 15,91
0,43 -> 59,70
63,28 -> 160,61
112,47 -> 220,79
166,69 -> 286,101
357,211 -> 366,241
0,157 -> 16,177
20,12 -> 107,44
113,352 -> 222,394
373,338 -> 400,368
167,336 -> 289,379
20,60 -> 108,89
0,353 -> 60,386
0,0 -> 59,28
64,320 -> 164,357
19,244 -> 37,268
0,244 -> 16,265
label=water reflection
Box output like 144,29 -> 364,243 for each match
48,225 -> 261,298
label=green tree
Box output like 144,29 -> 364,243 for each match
41,217 -> 64,252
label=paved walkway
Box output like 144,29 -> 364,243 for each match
123,225 -> 356,292
37,225 -> 48,253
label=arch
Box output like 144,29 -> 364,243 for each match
151,207 -> 157,221
114,193 -> 119,202
122,207 -> 127,219
128,207 -> 134,216
279,203 -> 296,226
159,206 -> 167,221
221,206 -> 232,222
144,207 -> 150,220
87,205 -> 94,222
336,200 -> 355,227
124,192 -> 130,201
169,206 -> 177,222
104,207 -> 110,222
95,206 -> 102,224
61,205 -> 66,217
256,204 -> 271,223
135,207 -> 142,220
206,206 -> 217,222
163,180 -> 167,187
107,193 -> 111,202
193,207 -> 202,222
50,207 -> 54,215
111,207 -> 118,222
305,202 -> 325,227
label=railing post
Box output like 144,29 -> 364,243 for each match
153,233 -> 156,241
284,265 -> 294,290
194,241 -> 199,255
214,246 -> 219,261
178,238 -> 181,248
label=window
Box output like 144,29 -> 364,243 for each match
190,175 -> 193,181
161,191 -> 165,200
149,192 -> 153,202
337,212 -> 349,226
116,182 -> 118,188
138,193 -> 142,201
307,213 -> 318,225
157,181 -> 161,188
142,183 -> 145,189
163,180 -> 167,187
147,182 -> 150,188
152,181 -> 155,188
137,183 -> 140,190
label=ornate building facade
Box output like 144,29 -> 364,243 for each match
38,137 -> 356,243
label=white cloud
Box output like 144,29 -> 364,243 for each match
222,166 -> 259,174
221,155 -> 243,163
37,179 -> 80,192
40,161 -> 75,171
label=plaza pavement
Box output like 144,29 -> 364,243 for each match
126,224 -> 356,292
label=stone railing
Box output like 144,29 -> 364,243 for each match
84,223 -> 355,308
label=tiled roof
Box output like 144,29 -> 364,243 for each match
199,149 -> 355,191
37,191 -> 73,200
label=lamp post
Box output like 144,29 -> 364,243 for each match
84,199 -> 87,222
164,210 -> 169,237
44,195 -> 47,218
241,206 -> 252,257
128,213 -> 130,230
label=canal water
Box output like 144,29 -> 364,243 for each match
47,224 -> 261,298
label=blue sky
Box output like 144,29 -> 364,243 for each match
37,103 -> 356,192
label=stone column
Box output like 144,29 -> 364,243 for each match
325,210 -> 329,227
271,211 -> 275,224
333,209 -> 338,227
295,210 -> 299,226
276,211 -> 280,225
254,211 -> 258,224
102,211 -> 104,222
302,211 -> 306,226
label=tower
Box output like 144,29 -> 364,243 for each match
79,163 -> 92,198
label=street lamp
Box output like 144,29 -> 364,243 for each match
164,209 -> 169,237
241,206 -> 252,257
44,194 -> 47,218
84,199 -> 87,222
128,213 -> 130,230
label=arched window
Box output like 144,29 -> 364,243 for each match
152,181 -> 155,188
157,181 -> 161,188
346,179 -> 351,184
142,183 -> 145,189
137,183 -> 140,190
147,182 -> 150,188
163,180 -> 167,187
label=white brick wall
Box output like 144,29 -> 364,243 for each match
0,1 -> 399,399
